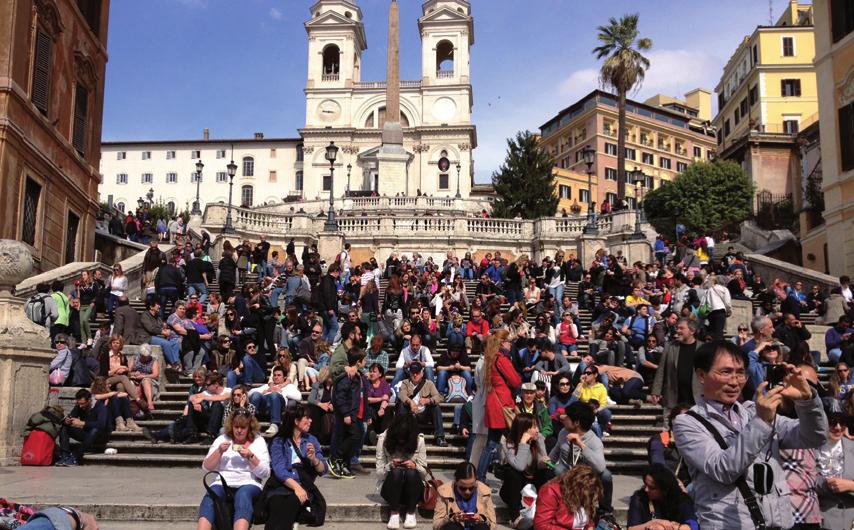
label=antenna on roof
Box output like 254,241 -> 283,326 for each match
768,0 -> 773,25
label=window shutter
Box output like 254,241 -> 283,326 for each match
72,84 -> 89,155
31,30 -> 52,115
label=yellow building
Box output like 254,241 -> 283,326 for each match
553,168 -> 597,216
713,0 -> 817,200
539,89 -> 716,209
800,0 -> 854,276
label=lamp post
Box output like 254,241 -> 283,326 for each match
147,188 -> 154,205
191,159 -> 204,215
324,142 -> 339,232
344,163 -> 352,198
581,145 -> 598,234
630,167 -> 646,239
455,162 -> 462,199
223,159 -> 237,233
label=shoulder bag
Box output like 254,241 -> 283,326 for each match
685,410 -> 768,529
254,438 -> 327,526
419,464 -> 443,510
495,360 -> 518,428
202,472 -> 234,530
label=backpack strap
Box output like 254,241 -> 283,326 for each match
685,410 -> 767,529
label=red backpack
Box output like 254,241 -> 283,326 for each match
20,430 -> 55,466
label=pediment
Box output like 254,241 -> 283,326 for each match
419,6 -> 471,25
305,10 -> 359,28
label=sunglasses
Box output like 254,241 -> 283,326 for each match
55,341 -> 66,345
233,409 -> 252,417
456,485 -> 476,493
311,330 -> 322,335
583,371 -> 595,376
558,382 -> 571,386
278,354 -> 288,358
246,346 -> 256,350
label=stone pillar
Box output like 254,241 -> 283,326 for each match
0,241 -> 53,466
578,234 -> 607,267
317,232 -> 345,265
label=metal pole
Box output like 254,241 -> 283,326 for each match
325,164 -> 337,231
455,163 -> 462,199
583,165 -> 598,235
224,176 -> 234,233
192,173 -> 202,215
631,180 -> 644,239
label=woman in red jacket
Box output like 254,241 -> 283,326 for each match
476,329 -> 522,481
534,465 -> 603,530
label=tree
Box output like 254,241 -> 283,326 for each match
593,13 -> 652,200
491,131 -> 559,219
643,160 -> 754,237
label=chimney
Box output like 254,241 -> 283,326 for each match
254,132 -> 264,140
685,88 -> 712,122
203,128 -> 210,141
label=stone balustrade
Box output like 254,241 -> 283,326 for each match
249,195 -> 491,216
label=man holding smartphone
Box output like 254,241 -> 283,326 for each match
673,340 -> 827,529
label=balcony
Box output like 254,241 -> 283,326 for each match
676,147 -> 688,156
658,142 -> 671,152
436,70 -> 455,79
603,128 -> 616,138
321,73 -> 339,82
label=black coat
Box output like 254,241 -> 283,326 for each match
315,274 -> 338,313
218,255 -> 237,284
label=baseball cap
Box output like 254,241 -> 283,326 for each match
408,362 -> 423,373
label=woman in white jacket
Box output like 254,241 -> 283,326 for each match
376,413 -> 428,529
704,274 -> 732,340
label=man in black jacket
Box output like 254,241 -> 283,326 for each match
774,313 -> 812,354
56,389 -> 109,466
330,347 -> 369,478
185,250 -> 214,305
154,259 -> 184,319
142,240 -> 166,291
316,263 -> 341,345
112,296 -> 147,345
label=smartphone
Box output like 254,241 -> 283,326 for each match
766,364 -> 786,389
543,460 -> 557,470
232,444 -> 243,452
462,513 -> 479,521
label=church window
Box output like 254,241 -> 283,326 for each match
322,45 -> 340,80
436,40 -> 454,77
439,174 -> 449,190
241,185 -> 254,207
295,171 -> 304,191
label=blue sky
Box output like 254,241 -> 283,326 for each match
102,0 -> 778,182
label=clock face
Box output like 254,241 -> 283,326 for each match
317,99 -> 341,122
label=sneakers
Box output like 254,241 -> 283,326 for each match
403,513 -> 417,529
339,463 -> 355,479
387,514 -> 400,530
265,424 -> 279,436
328,460 -> 344,478
125,418 -> 143,433
114,417 -> 128,432
55,454 -> 78,467
436,436 -> 448,447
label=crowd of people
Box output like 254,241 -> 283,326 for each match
23,230 -> 854,530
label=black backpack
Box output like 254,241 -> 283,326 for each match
24,293 -> 50,326
65,349 -> 93,387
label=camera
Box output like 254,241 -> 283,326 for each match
766,364 -> 786,389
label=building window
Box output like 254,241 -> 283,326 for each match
559,185 -> 571,199
575,150 -> 584,163
142,151 -> 151,160
439,174 -> 449,190
64,210 -> 79,265
676,161 -> 688,172
116,202 -> 125,213
740,97 -> 749,117
642,152 -> 654,165
781,79 -> 801,97
734,108 -> 740,125
659,157 -> 672,169
31,29 -> 52,116
322,174 -> 331,192
117,151 -> 126,160
626,197 -> 636,209
606,192 -> 617,205
693,146 -> 702,158
166,150 -> 176,159
295,171 -> 304,191
166,201 -> 175,215
752,44 -> 758,65
604,168 -> 618,181
191,172 -> 202,183
270,148 -> 277,158
21,177 -> 41,246
832,0 -> 854,42
840,102 -> 854,171
72,83 -> 88,155
241,185 -> 254,207
783,119 -> 800,134
141,173 -> 153,184
191,150 -> 200,159
269,170 -> 277,183
242,156 -> 254,177
724,119 -> 731,137
116,173 -> 128,184
216,149 -> 226,159
749,85 -> 758,106
216,171 -> 227,183
718,92 -> 726,110
166,172 -> 177,183
604,143 -> 618,156
624,148 -> 636,161
579,189 -> 590,203
781,36 -> 795,56
296,145 -> 304,162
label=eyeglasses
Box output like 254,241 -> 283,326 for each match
233,409 -> 252,417
278,354 -> 288,359
583,371 -> 595,376
311,330 -> 322,335
246,345 -> 256,350
711,369 -> 748,381
55,340 -> 66,345
222,339 -> 231,343
456,485 -> 477,493
738,328 -> 748,332
558,382 -> 571,387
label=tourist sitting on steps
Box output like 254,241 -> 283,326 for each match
499,413 -> 553,524
56,389 -> 109,466
396,361 -> 447,447
533,465 -> 603,530
375,413 -> 428,530
626,464 -> 698,530
198,410 -> 270,530
433,461 -> 497,530
248,366 -> 300,436
188,372 -> 232,441
90,376 -> 142,434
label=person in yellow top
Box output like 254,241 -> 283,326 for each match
572,365 -> 611,439
625,286 -> 650,311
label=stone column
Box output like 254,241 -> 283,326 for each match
0,240 -> 53,466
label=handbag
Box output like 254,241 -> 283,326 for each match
501,406 -> 517,429
254,438 -> 327,527
202,472 -> 234,530
48,369 -> 66,386
419,465 -> 443,510
685,411 -> 768,529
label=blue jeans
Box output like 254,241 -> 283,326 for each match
592,407 -> 612,438
829,348 -> 842,364
477,428 -> 505,481
270,287 -> 284,308
187,283 -> 208,305
59,425 -> 104,460
198,483 -> 261,526
249,392 -> 285,425
462,268 -> 474,279
322,311 -> 339,346
549,284 -> 565,311
150,336 -> 181,364
227,354 -> 266,387
437,369 -> 472,394
392,366 -> 435,388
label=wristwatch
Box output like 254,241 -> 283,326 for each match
58,506 -> 82,529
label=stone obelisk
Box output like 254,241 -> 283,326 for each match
377,0 -> 409,195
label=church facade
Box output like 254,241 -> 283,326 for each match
299,0 -> 477,200
99,0 -> 479,212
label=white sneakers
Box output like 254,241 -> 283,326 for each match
403,513 -> 417,529
387,513 -> 400,529
265,424 -> 279,435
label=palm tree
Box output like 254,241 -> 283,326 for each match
593,13 -> 652,200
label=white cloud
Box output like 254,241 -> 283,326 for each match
269,7 -> 283,21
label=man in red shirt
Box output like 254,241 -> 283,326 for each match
465,308 -> 490,355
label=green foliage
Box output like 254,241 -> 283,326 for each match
148,203 -> 172,222
490,131 -> 559,219
643,159 -> 754,236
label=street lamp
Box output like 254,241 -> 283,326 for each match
191,159 -> 204,215
581,145 -> 598,234
455,162 -> 462,199
324,142 -> 339,231
136,197 -> 145,211
344,163 -> 352,198
147,188 -> 154,204
630,167 -> 646,239
223,158 -> 237,233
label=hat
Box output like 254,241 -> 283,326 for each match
521,382 -> 537,392
139,344 -> 153,357
408,362 -> 423,373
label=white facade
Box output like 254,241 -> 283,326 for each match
99,0 -> 479,212
300,0 -> 477,199
99,138 -> 302,214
